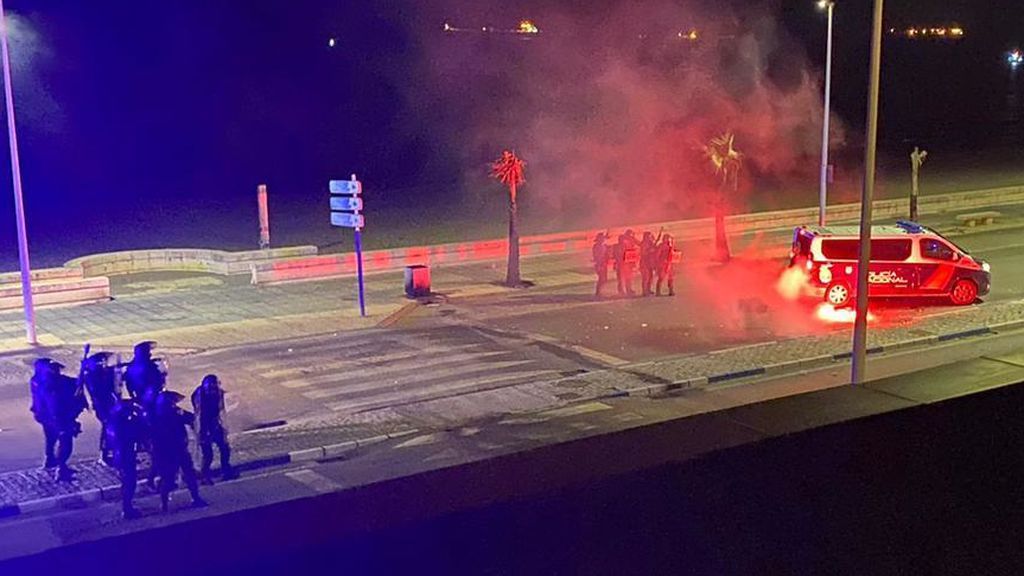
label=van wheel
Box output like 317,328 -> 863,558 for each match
825,282 -> 852,307
949,278 -> 978,306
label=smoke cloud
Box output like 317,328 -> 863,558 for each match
406,0 -> 845,228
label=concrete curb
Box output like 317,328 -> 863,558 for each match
610,318 -> 1017,399
0,428 -> 418,518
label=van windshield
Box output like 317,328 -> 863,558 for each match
933,231 -> 971,255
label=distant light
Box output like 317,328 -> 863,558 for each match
517,19 -> 539,34
1009,50 -> 1024,66
328,38 -> 336,48
816,0 -> 832,10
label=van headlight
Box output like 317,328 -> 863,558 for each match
982,261 -> 991,272
818,265 -> 832,284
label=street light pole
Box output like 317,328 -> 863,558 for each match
851,0 -> 885,385
0,0 -> 37,345
818,0 -> 835,227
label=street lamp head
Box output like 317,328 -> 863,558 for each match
817,0 -> 834,10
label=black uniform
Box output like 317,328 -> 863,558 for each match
656,236 -> 677,296
124,342 -> 166,488
615,230 -> 639,296
82,353 -> 121,464
592,234 -> 610,297
29,359 -> 56,469
640,232 -> 657,297
192,375 -> 237,482
107,399 -> 145,518
124,348 -> 165,408
34,362 -> 87,481
151,391 -> 206,512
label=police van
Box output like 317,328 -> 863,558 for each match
789,220 -> 991,307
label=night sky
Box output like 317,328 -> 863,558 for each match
0,1 -> 1021,262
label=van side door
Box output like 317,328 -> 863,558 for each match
917,237 -> 959,294
867,239 -> 916,296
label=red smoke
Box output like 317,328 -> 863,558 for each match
411,0 -> 846,230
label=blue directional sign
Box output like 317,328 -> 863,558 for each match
329,180 -> 361,195
330,196 -> 364,212
330,212 -> 365,229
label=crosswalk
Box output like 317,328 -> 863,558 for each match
182,327 -> 563,415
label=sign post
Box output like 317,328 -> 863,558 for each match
329,174 -> 366,317
257,184 -> 270,249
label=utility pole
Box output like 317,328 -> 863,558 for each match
910,147 -> 927,221
851,0 -> 885,385
0,0 -> 37,344
818,0 -> 835,227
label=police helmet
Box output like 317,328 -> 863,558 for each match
86,352 -> 113,367
133,341 -> 157,357
202,374 -> 220,389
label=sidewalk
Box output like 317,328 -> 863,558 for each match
0,411 -> 417,517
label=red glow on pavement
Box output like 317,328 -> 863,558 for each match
814,303 -> 875,324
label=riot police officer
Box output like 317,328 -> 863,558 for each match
33,360 -> 87,481
29,358 -> 57,470
192,374 -> 238,483
82,352 -> 121,464
107,399 -> 145,519
151,390 -> 207,512
656,234 -> 678,297
592,232 -> 610,297
124,341 -> 166,409
125,341 -> 165,489
639,231 -> 657,297
615,229 -> 639,297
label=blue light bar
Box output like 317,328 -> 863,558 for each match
895,219 -> 926,233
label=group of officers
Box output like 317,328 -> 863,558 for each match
592,229 -> 680,298
29,341 -> 237,519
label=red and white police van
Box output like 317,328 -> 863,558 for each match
789,220 -> 991,307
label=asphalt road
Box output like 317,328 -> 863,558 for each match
3,214 -> 1024,472
4,328 -> 1024,574
0,323 -> 591,472
449,219 -> 1024,362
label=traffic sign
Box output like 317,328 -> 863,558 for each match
330,196 -> 364,212
331,212 -> 365,229
329,180 -> 361,195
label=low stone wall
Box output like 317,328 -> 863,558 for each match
64,246 -> 319,278
253,186 -> 1024,284
0,276 -> 111,310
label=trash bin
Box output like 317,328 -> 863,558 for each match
404,265 -> 431,298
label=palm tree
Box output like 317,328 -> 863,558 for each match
491,150 -> 526,286
703,133 -> 743,263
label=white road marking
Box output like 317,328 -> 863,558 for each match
305,358 -> 531,400
539,402 -> 613,418
394,433 -> 441,449
284,468 -> 343,493
293,351 -> 514,394
322,367 -> 548,411
267,344 -> 481,385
